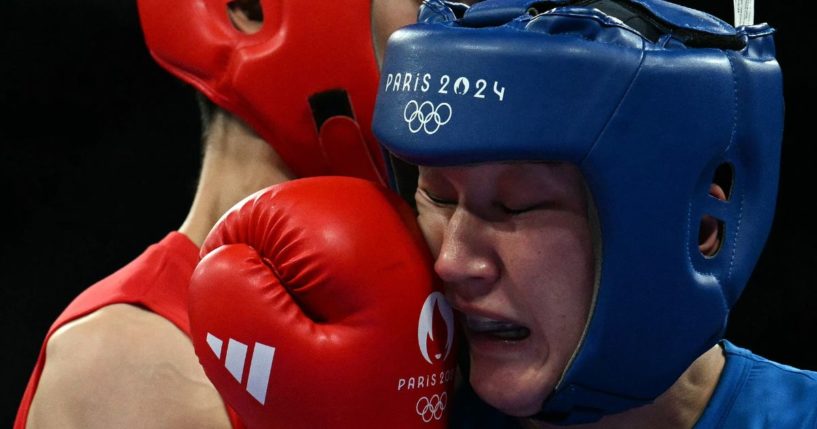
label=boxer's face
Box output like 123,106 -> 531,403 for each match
416,162 -> 595,417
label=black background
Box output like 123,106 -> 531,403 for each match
1,0 -> 814,426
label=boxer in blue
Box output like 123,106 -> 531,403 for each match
374,0 -> 817,427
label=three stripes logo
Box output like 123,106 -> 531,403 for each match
205,333 -> 276,405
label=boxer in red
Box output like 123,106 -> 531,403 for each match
16,0 -> 429,427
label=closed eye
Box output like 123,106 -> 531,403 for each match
496,201 -> 556,215
421,188 -> 456,207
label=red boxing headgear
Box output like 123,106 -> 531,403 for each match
137,0 -> 386,183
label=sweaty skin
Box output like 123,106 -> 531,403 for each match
28,304 -> 233,429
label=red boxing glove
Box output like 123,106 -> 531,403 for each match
188,177 -> 457,428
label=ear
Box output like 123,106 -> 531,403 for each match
698,183 -> 727,256
227,0 -> 263,34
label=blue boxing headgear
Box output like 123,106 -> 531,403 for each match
373,0 -> 783,424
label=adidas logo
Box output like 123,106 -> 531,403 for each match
206,333 -> 276,405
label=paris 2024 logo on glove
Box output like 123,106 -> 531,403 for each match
204,291 -> 457,423
399,291 -> 456,423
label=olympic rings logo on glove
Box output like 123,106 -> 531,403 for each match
403,100 -> 452,135
415,392 -> 448,423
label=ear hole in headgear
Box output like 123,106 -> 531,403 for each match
698,215 -> 724,258
308,90 -> 356,130
711,162 -> 734,201
227,0 -> 264,34
698,163 -> 732,258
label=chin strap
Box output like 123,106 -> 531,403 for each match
310,90 -> 385,185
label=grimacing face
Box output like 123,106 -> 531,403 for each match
416,162 -> 596,416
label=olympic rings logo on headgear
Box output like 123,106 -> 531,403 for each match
403,100 -> 452,135
415,392 -> 448,423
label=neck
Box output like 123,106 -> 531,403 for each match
526,344 -> 725,429
179,111 -> 295,247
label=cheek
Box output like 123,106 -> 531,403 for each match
549,241 -> 594,334
371,0 -> 420,62
508,217 -> 596,319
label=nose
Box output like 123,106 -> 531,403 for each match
434,207 -> 499,298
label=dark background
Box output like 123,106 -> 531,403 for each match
1,0 -> 814,426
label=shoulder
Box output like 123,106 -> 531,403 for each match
27,304 -> 231,429
726,341 -> 817,395
705,341 -> 817,428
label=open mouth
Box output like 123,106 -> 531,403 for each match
464,314 -> 531,341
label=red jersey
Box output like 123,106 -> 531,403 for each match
15,232 -> 244,428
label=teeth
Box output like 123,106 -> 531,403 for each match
465,315 -> 530,340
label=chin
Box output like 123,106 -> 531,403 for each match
468,361 -> 550,417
